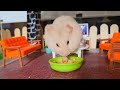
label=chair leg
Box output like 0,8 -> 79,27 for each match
99,49 -> 102,55
18,56 -> 23,67
2,52 -> 6,67
39,48 -> 41,53
2,57 -> 6,67
109,61 -> 113,71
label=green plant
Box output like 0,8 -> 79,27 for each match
44,46 -> 48,48
0,53 -> 2,60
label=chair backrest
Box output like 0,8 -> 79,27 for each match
1,36 -> 28,48
111,32 -> 120,43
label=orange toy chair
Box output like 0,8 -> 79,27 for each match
99,32 -> 120,54
108,41 -> 120,71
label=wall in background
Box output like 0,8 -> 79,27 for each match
41,11 -> 120,20
41,16 -> 120,32
0,11 -> 27,23
0,11 -> 27,36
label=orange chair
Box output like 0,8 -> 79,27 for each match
0,36 -> 41,67
99,32 -> 120,54
108,42 -> 120,71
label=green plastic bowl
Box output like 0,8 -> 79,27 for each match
49,56 -> 83,72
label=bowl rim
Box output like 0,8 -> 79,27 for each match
49,56 -> 83,65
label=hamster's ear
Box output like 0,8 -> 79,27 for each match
66,24 -> 73,33
45,24 -> 55,33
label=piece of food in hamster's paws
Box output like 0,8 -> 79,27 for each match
59,57 -> 68,64
62,59 -> 68,64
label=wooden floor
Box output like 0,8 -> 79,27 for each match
0,49 -> 120,79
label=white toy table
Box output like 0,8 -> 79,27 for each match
52,44 -> 89,58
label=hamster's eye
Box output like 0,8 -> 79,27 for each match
67,41 -> 69,45
56,43 -> 59,47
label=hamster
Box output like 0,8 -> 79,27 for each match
44,15 -> 82,57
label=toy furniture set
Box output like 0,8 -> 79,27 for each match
0,15 -> 120,73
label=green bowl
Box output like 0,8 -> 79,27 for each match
49,56 -> 83,72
